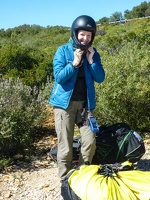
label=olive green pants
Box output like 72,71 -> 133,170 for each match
54,101 -> 96,180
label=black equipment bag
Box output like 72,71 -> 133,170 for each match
49,135 -> 81,165
92,122 -> 145,164
49,123 -> 145,165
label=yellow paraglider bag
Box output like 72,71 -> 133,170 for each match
61,162 -> 150,200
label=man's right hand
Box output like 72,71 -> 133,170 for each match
72,49 -> 84,67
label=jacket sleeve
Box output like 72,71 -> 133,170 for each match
53,46 -> 78,84
87,48 -> 105,83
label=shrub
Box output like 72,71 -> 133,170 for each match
95,42 -> 150,132
0,77 -> 48,158
0,43 -> 53,89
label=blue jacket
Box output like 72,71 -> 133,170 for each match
49,42 -> 105,111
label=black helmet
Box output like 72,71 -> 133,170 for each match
71,15 -> 96,50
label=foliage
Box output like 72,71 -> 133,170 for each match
0,158 -> 11,170
0,25 -> 70,90
124,1 -> 150,19
95,42 -> 150,132
0,77 -> 48,158
109,12 -> 123,22
96,1 -> 150,22
0,42 -> 53,88
98,17 -> 109,25
38,76 -> 54,101
94,19 -> 150,55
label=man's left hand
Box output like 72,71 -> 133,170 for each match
86,47 -> 95,64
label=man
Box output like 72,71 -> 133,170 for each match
49,15 -> 105,180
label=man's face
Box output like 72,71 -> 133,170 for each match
77,30 -> 92,46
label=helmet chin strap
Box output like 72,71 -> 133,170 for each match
78,43 -> 91,50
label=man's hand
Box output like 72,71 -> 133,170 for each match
86,47 -> 95,64
72,49 -> 84,67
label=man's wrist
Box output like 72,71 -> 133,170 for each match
71,60 -> 83,68
88,59 -> 93,64
72,61 -> 79,67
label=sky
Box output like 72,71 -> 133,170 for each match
0,0 -> 149,30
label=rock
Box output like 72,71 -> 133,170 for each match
4,191 -> 12,198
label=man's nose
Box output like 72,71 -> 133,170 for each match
83,35 -> 88,40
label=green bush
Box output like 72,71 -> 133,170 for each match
0,77 -> 48,158
95,42 -> 150,132
0,43 -> 53,88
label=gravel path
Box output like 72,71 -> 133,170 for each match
0,161 -> 63,200
0,138 -> 150,200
